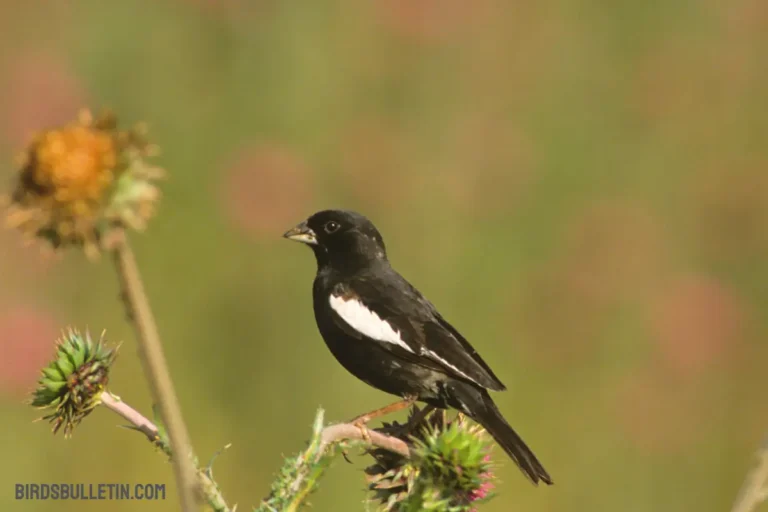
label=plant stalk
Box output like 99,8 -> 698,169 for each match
111,231 -> 199,511
732,435 -> 768,512
100,392 -> 232,512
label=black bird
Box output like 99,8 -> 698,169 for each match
284,209 -> 552,485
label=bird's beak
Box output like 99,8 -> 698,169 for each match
283,221 -> 317,245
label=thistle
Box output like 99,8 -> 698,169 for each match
366,407 -> 496,511
30,328 -> 118,437
258,409 -> 341,512
4,109 -> 164,258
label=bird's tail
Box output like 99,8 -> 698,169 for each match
449,384 -> 553,485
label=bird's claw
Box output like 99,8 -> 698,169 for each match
341,446 -> 354,464
353,419 -> 372,443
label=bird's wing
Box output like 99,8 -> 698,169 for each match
328,274 -> 507,392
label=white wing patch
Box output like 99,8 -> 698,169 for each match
329,295 -> 415,353
424,349 -> 473,381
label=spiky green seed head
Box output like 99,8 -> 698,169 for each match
30,328 -> 118,437
366,408 -> 496,512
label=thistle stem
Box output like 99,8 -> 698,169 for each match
259,408 -> 414,511
110,231 -> 199,512
731,435 -> 768,512
319,423 -> 411,457
100,392 -> 160,445
100,392 -> 233,512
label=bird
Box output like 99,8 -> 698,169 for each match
283,209 -> 552,485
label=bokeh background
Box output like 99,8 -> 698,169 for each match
1,1 -> 767,511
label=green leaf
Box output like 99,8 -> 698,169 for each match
42,379 -> 67,393
55,356 -> 75,377
42,366 -> 63,382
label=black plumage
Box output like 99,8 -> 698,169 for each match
284,209 -> 552,485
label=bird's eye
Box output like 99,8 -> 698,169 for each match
324,221 -> 341,234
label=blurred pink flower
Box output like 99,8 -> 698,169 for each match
442,117 -> 535,219
649,275 -> 745,378
517,264 -> 603,366
631,35 -> 750,147
692,163 -> 768,262
614,370 -> 705,454
0,231 -> 58,284
183,0 -> 240,9
721,0 -> 768,47
0,307 -> 59,397
518,200 -> 667,366
337,118 -> 412,209
220,144 -> 313,239
375,0 -> 489,44
718,0 -> 765,91
632,41 -> 700,127
180,0 -> 271,18
1,49 -> 87,148
561,200 -> 666,304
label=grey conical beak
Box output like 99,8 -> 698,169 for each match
283,221 -> 317,245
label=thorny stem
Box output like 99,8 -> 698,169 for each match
260,409 -> 414,510
110,231 -> 199,511
100,392 -> 160,447
284,421 -> 411,497
100,392 -> 233,512
732,435 -> 768,512
319,423 -> 411,458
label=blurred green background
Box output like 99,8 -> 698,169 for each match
1,0 -> 767,510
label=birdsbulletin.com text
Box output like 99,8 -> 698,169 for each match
16,483 -> 166,500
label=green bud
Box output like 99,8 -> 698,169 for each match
30,328 -> 118,437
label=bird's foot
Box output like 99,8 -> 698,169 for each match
347,396 -> 417,427
352,419 -> 372,443
347,395 -> 418,442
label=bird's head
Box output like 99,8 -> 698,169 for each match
283,209 -> 387,270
